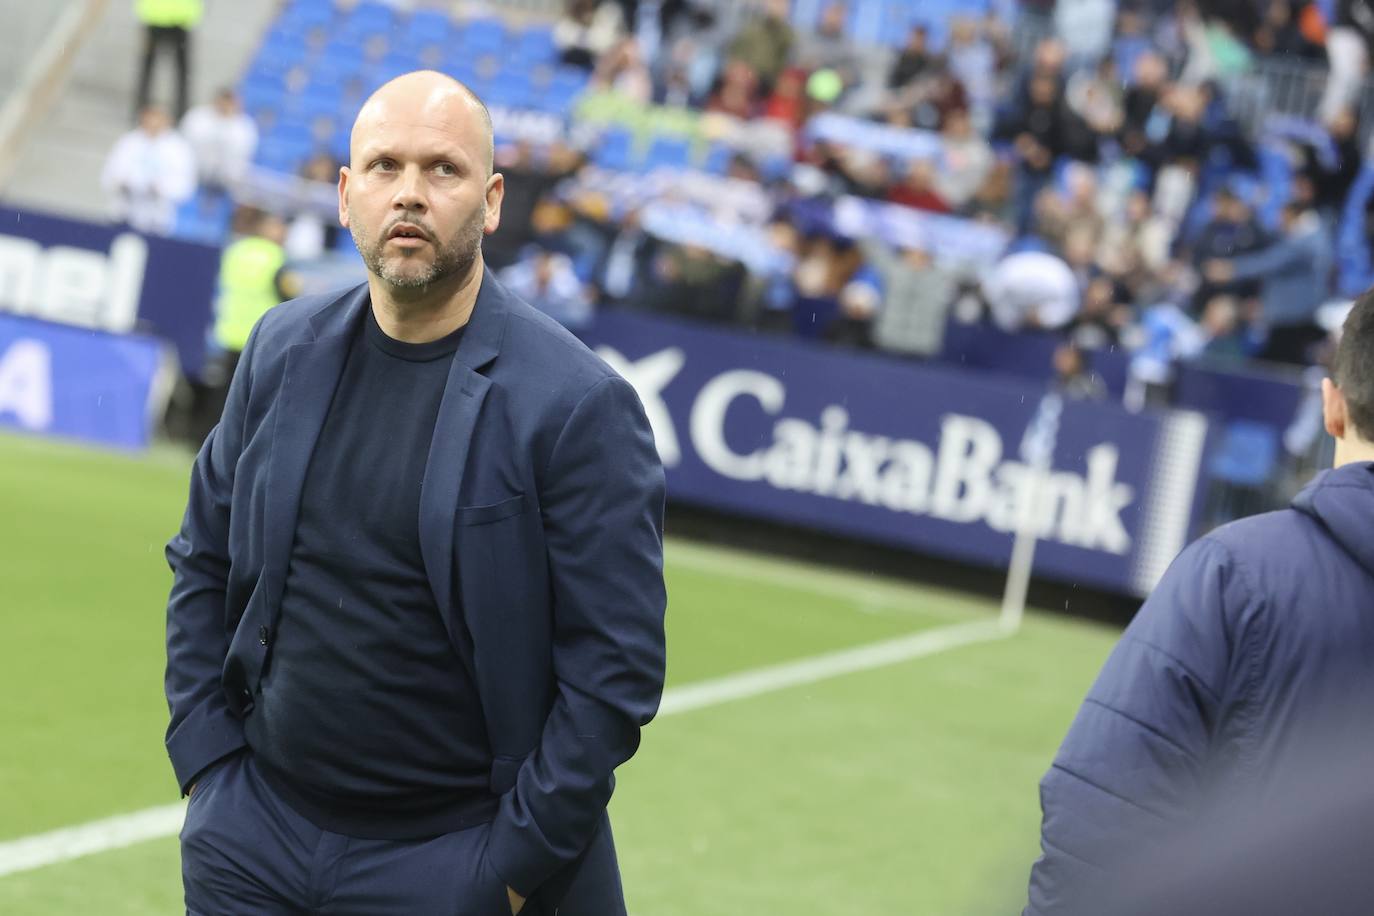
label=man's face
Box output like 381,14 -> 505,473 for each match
140,107 -> 169,135
339,85 -> 502,291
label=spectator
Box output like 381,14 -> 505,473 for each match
282,154 -> 344,262
860,235 -> 957,357
593,207 -> 658,307
1065,57 -> 1125,143
653,242 -> 748,323
790,235 -> 860,338
498,244 -> 594,330
1119,51 -> 1169,158
725,0 -> 795,90
1053,0 -> 1117,64
484,142 -> 583,270
1252,0 -> 1326,60
1052,341 -> 1109,400
1197,293 -> 1265,361
1206,201 -> 1331,363
888,24 -> 941,90
592,37 -> 654,103
997,73 -> 1093,233
762,67 -> 808,129
101,103 -> 196,235
946,16 -> 997,127
794,2 -> 861,90
887,159 -> 952,213
939,107 -> 994,210
1187,184 -> 1269,308
1067,275 -> 1133,350
180,87 -> 258,195
195,207 -> 299,445
134,0 -> 202,121
705,58 -> 760,118
554,0 -> 625,70
659,5 -> 726,104
1301,107 -> 1364,221
1319,0 -> 1374,121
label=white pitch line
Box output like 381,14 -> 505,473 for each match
664,538 -> 977,620
0,803 -> 187,878
0,612 -> 1016,880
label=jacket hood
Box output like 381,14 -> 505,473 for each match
1292,461 -> 1374,576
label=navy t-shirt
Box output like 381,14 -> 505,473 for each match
245,304 -> 493,839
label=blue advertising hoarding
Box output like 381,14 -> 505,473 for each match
0,206 -> 220,378
582,310 -> 1212,596
0,315 -> 168,449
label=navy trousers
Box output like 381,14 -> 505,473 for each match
179,751 -> 515,916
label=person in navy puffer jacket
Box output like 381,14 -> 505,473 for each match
1025,287 -> 1374,916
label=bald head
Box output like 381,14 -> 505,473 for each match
350,70 -> 494,177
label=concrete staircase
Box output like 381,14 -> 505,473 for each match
0,0 -> 279,222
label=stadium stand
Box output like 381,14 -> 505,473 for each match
148,0 -> 1374,519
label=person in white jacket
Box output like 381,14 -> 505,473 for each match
180,88 -> 258,194
101,104 -> 197,235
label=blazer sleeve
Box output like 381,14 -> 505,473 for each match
487,375 -> 668,896
163,324 -> 262,794
1025,537 -> 1256,915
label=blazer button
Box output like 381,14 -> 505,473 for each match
239,688 -> 254,714
258,625 -> 270,647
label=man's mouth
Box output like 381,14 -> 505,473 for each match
388,225 -> 428,241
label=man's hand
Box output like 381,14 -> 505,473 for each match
507,887 -> 526,914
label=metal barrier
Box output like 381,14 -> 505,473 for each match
1223,57 -> 1374,139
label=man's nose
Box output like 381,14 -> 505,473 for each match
392,165 -> 428,212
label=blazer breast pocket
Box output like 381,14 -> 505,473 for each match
456,493 -> 529,526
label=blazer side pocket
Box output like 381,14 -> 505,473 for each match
457,493 -> 529,526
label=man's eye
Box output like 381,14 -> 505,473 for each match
372,159 -> 395,171
435,163 -> 456,176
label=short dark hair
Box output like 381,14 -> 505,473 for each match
1333,287 -> 1374,441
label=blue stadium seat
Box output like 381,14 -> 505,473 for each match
404,9 -> 454,47
592,128 -> 635,172
313,46 -> 367,85
702,143 -> 733,175
1208,421 -> 1279,488
239,76 -> 287,119
483,71 -> 536,110
173,190 -> 233,246
250,34 -> 311,78
256,118 -> 316,174
336,1 -> 398,43
643,135 -> 693,172
456,16 -> 507,54
275,0 -> 335,36
510,26 -> 557,66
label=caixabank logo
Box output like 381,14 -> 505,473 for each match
586,309 -> 1211,596
601,348 -> 1135,556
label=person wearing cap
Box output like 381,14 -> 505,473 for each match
1026,286 -> 1374,914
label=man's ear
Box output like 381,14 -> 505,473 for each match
338,166 -> 351,229
483,171 -> 505,235
1323,377 -> 1348,441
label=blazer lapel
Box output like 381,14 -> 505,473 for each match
418,270 -> 510,637
260,285 -> 369,619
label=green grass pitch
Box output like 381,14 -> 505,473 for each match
0,431 -> 1120,914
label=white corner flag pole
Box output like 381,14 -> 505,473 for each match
999,391 -> 1063,634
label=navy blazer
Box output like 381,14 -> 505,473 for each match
165,274 -> 667,911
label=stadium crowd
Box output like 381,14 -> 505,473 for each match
124,0 -> 1374,404
488,0 -> 1373,396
